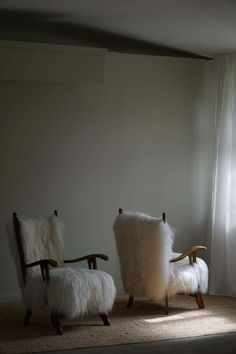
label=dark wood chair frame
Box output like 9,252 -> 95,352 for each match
13,210 -> 110,335
118,208 -> 207,314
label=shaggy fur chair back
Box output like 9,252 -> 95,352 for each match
114,211 -> 175,300
10,215 -> 65,291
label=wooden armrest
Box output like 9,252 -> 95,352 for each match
26,259 -> 58,268
170,246 -> 207,265
64,254 -> 109,269
25,259 -> 58,281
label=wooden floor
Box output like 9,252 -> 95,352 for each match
40,332 -> 236,354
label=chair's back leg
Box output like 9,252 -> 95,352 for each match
127,295 -> 134,308
23,309 -> 32,325
51,312 -> 63,335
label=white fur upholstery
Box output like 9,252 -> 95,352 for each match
24,268 -> 116,319
169,253 -> 208,296
20,216 -> 65,273
47,268 -> 115,318
9,215 -> 116,319
114,211 -> 208,300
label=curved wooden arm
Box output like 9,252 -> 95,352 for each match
170,246 -> 207,265
26,259 -> 58,268
25,259 -> 58,281
64,254 -> 109,269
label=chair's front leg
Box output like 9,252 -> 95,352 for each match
195,291 -> 205,309
165,293 -> 169,315
51,312 -> 63,335
23,308 -> 32,325
99,313 -> 110,326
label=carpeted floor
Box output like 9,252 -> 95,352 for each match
0,294 -> 236,354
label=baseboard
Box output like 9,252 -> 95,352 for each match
116,287 -> 125,295
0,294 -> 20,301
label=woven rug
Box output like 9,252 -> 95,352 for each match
0,294 -> 236,354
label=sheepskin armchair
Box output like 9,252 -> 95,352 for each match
9,210 -> 116,335
113,209 -> 208,313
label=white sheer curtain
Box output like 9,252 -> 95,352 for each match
210,54 -> 236,296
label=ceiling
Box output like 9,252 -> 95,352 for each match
1,0 -> 236,59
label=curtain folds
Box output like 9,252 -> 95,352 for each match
210,55 -> 236,296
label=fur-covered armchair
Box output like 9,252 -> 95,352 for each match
9,211 -> 116,334
113,209 -> 208,313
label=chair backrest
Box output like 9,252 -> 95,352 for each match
113,209 -> 174,300
10,211 -> 65,292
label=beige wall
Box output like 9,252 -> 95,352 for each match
0,43 -> 211,298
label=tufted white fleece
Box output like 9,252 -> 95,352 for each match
114,211 -> 208,301
169,252 -> 208,296
9,215 -> 116,319
20,216 -> 65,273
23,267 -> 116,319
47,268 -> 116,318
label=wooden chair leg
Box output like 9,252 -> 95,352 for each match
195,291 -> 205,309
51,312 -> 63,335
165,293 -> 169,315
127,295 -> 134,308
23,308 -> 32,325
99,313 -> 110,326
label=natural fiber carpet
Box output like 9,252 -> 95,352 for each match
0,294 -> 236,354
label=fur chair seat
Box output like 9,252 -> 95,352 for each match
24,267 -> 116,319
169,252 -> 208,297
